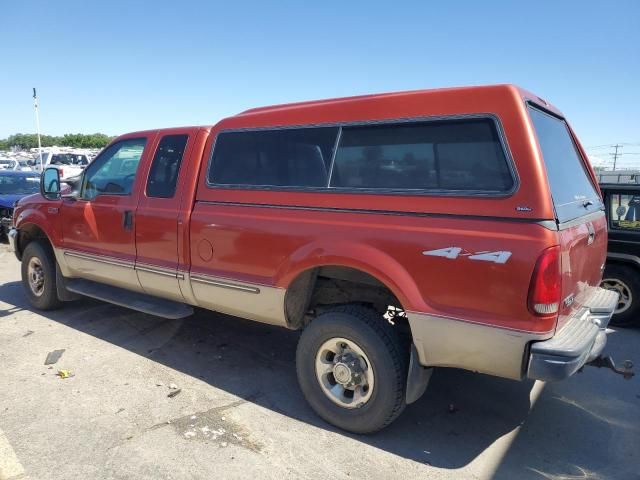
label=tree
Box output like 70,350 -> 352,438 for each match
1,132 -> 114,150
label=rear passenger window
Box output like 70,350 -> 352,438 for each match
147,135 -> 188,198
210,127 -> 338,187
330,119 -> 513,192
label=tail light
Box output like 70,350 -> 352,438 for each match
58,168 -> 64,178
528,246 -> 561,317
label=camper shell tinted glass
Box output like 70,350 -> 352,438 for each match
210,127 -> 338,188
331,118 -> 513,192
207,117 -> 515,194
528,106 -> 602,223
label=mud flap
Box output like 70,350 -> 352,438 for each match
406,344 -> 433,404
56,263 -> 81,302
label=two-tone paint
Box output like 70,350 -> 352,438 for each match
11,84 -> 607,381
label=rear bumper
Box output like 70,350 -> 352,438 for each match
527,288 -> 618,381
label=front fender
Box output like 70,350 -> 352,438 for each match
275,239 -> 431,312
14,201 -> 63,253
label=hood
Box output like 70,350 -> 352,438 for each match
0,194 -> 24,209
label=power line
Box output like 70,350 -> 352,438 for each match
586,142 -> 640,150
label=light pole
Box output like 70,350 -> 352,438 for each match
33,88 -> 43,171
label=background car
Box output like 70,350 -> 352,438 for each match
599,182 -> 640,327
32,151 -> 91,179
0,159 -> 16,170
0,170 -> 41,239
0,159 -> 34,171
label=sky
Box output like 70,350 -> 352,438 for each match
2,1 -> 639,167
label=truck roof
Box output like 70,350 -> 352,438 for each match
120,84 -> 563,138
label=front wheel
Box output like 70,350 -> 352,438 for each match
296,305 -> 407,434
21,241 -> 62,310
601,264 -> 640,327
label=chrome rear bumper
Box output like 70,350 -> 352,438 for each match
527,287 -> 618,381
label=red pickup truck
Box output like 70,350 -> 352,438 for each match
9,85 -> 624,433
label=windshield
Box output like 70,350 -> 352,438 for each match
528,106 -> 602,223
0,174 -> 41,195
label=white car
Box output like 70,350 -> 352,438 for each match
33,152 -> 90,180
0,159 -> 34,172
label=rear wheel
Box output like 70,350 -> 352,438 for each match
21,241 -> 62,311
296,305 -> 407,434
601,264 -> 640,327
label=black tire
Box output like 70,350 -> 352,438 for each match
296,305 -> 408,434
21,241 -> 62,311
601,264 -> 640,327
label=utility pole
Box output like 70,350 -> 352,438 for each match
33,88 -> 43,171
612,144 -> 622,171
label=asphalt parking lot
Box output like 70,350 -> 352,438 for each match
0,243 -> 638,480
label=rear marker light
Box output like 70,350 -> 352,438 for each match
528,245 -> 561,317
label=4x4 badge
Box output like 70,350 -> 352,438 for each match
422,247 -> 512,264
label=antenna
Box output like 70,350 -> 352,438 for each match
33,88 -> 43,171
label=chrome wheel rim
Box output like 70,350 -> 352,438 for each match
314,337 -> 374,409
27,257 -> 45,297
601,278 -> 632,314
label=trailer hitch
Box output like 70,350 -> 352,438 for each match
586,355 -> 634,380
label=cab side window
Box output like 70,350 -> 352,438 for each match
146,135 -> 188,198
609,193 -> 640,230
82,138 -> 147,200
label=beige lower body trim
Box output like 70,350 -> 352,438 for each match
190,273 -> 287,327
136,264 -> 184,302
59,249 -> 143,293
55,248 -> 287,328
407,312 -> 552,380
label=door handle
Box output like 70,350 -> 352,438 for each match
122,210 -> 134,231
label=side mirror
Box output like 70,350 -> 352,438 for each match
41,167 -> 61,200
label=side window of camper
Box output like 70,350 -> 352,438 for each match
330,119 -> 513,192
209,127 -> 338,188
207,118 -> 513,194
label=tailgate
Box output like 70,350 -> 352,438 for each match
527,105 -> 607,331
557,212 -> 607,329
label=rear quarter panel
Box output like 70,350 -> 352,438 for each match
190,203 -> 559,334
192,85 -> 561,333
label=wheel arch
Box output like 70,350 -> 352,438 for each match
279,241 -> 424,304
279,242 -> 428,330
15,221 -> 55,260
605,253 -> 640,271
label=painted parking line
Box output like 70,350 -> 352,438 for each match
0,429 -> 26,480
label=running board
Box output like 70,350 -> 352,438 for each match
65,278 -> 194,319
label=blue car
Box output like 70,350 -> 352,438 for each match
0,171 -> 41,238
